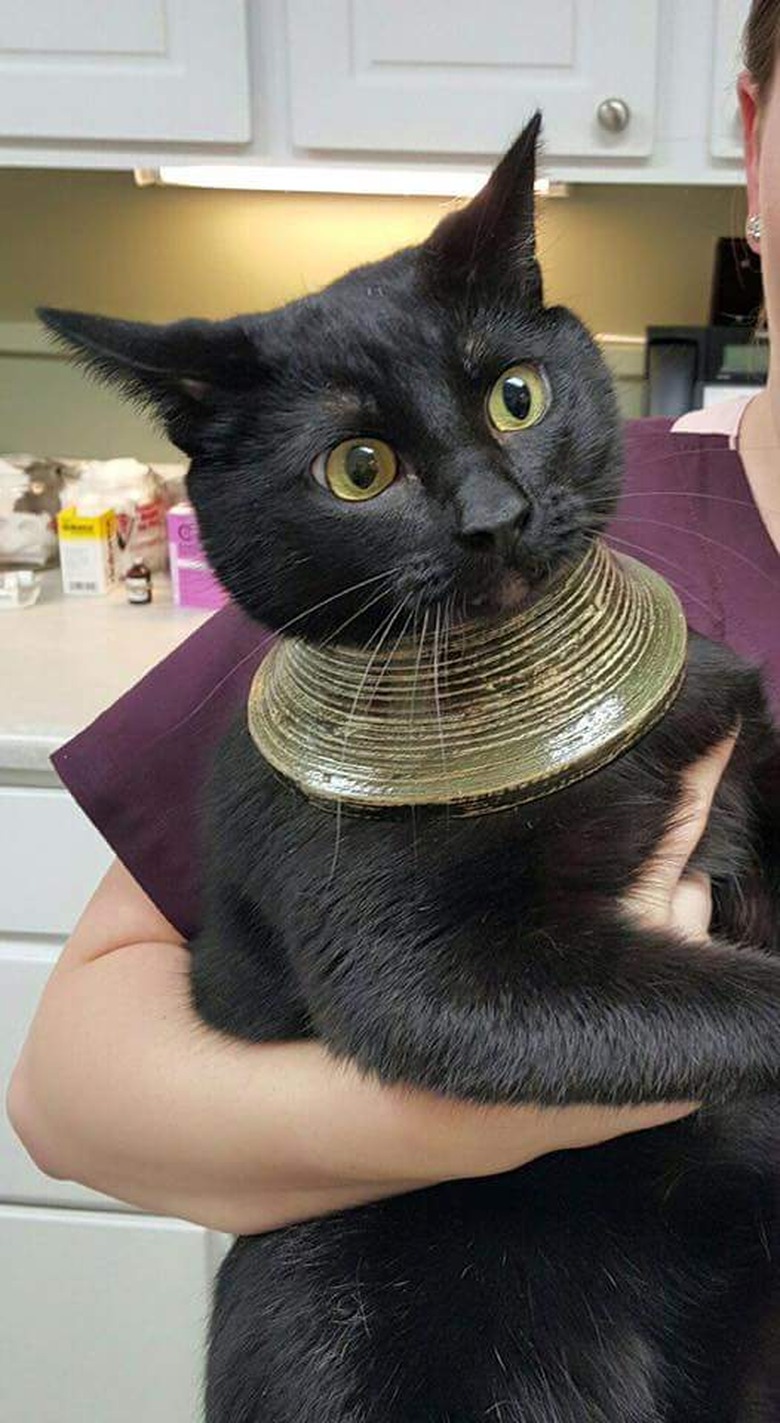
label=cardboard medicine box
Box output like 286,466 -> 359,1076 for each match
57,507 -> 117,595
167,502 -> 228,610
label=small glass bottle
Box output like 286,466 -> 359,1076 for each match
125,559 -> 152,604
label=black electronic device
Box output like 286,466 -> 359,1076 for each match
645,327 -> 707,418
644,234 -> 767,419
709,236 -> 764,327
645,324 -> 768,419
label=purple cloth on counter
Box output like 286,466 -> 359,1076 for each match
53,606 -> 275,937
52,418 -> 780,938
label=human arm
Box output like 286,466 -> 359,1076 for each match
6,858 -> 428,1234
7,844 -> 704,1237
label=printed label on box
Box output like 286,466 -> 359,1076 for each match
166,503 -> 228,610
57,507 -> 117,595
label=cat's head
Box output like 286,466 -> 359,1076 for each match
39,114 -> 621,643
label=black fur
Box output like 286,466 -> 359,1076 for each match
40,115 -> 780,1422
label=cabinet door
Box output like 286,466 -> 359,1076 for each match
710,0 -> 752,159
0,0 -> 250,143
0,787 -> 113,937
0,1205 -> 215,1423
287,0 -> 660,159
0,941 -> 132,1209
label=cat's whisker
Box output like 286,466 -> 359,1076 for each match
410,604 -> 431,733
609,515 -> 779,587
444,595 -> 457,834
144,569 -> 400,747
602,531 -> 706,584
358,596 -> 409,671
339,596 -> 413,759
273,566 -> 405,641
277,552 -> 315,574
368,600 -> 416,705
457,590 -> 469,646
441,592 -> 455,696
605,533 -> 718,621
431,600 -> 453,833
327,596 -> 412,883
585,433 -> 780,502
322,579 -> 399,646
381,596 -> 416,656
404,591 -> 424,859
326,796 -> 343,889
587,489 -> 780,517
623,437 -> 780,472
354,589 -> 407,657
432,602 -> 447,775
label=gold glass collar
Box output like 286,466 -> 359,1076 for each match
247,540 -> 687,813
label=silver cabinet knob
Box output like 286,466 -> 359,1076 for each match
597,97 -> 631,133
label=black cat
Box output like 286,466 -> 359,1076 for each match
40,115 -> 780,1423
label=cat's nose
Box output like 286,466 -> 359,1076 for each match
456,479 -> 530,553
458,508 -> 530,552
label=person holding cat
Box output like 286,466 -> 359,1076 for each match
8,0 -> 779,1252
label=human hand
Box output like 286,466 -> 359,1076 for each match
620,731 -> 739,941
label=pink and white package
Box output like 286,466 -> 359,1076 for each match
167,502 -> 229,611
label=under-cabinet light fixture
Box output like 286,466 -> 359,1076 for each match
135,166 -> 568,199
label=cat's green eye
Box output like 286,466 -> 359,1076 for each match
486,363 -> 550,433
318,438 -> 398,502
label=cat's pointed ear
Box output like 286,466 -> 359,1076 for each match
36,308 -> 262,453
422,112 -> 543,302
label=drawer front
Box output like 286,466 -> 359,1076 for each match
0,1204 -> 213,1423
0,941 -> 132,1209
0,786 -> 113,936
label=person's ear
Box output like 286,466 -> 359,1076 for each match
737,71 -> 762,253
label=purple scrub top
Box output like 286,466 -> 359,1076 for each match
52,405 -> 780,938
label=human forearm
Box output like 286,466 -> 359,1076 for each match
8,934 -> 698,1233
8,940 -> 436,1232
9,816 -> 714,1240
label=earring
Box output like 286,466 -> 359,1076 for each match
746,213 -> 762,243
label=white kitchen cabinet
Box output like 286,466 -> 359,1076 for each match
0,789 -> 139,1212
0,939 -> 130,1209
0,1205 -> 215,1423
287,0 -> 660,160
0,584 -> 234,1421
0,0 -> 250,144
0,772 -> 229,1421
0,0 -> 752,183
0,786 -> 113,937
709,0 -> 752,159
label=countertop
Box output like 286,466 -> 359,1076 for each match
1,569 -> 213,778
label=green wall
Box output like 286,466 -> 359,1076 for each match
0,169 -> 747,459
